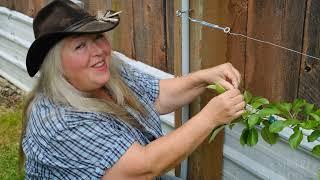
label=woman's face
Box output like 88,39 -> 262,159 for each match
61,33 -> 111,92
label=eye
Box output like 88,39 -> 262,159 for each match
75,42 -> 86,50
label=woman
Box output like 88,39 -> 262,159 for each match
20,0 -> 245,179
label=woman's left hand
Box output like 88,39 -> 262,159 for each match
198,63 -> 241,90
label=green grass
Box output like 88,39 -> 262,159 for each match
0,106 -> 24,180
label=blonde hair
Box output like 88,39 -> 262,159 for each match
19,35 -> 146,171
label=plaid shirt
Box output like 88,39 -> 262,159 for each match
23,64 -> 164,179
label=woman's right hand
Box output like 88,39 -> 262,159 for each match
200,89 -> 245,128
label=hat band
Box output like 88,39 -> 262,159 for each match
63,16 -> 96,32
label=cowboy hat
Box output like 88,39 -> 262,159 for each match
26,0 -> 120,77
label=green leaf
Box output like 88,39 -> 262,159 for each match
269,120 -> 287,133
206,84 -> 218,93
289,127 -> 303,149
251,97 -> 269,109
247,128 -> 259,146
309,113 -> 320,121
314,109 -> 320,116
244,91 -> 253,104
261,121 -> 279,145
312,145 -> 320,157
215,83 -> 226,94
285,119 -> 300,126
206,83 -> 226,94
307,130 -> 320,142
276,102 -> 292,113
209,125 -> 226,143
247,114 -> 260,129
293,125 -> 300,132
258,107 -> 281,118
240,128 -> 249,146
242,110 -> 250,119
265,103 -> 278,108
304,103 -> 314,116
206,84 -> 216,90
300,120 -> 319,130
292,99 -> 306,114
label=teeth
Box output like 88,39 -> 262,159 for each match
92,61 -> 105,68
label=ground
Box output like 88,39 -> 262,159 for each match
0,76 -> 24,109
0,76 -> 25,179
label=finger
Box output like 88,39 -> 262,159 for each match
233,110 -> 246,120
220,89 -> 241,101
218,79 -> 234,90
231,66 -> 241,87
223,88 -> 241,97
233,101 -> 246,112
225,68 -> 238,89
231,94 -> 244,104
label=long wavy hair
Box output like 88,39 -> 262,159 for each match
19,34 -> 146,171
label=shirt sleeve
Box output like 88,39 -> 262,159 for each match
48,111 -> 136,178
121,63 -> 160,103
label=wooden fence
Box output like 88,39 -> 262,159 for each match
227,0 -> 320,107
176,0 -> 320,179
1,0 -> 320,179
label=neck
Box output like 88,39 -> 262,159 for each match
91,87 -> 112,101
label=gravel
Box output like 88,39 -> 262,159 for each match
0,76 -> 25,109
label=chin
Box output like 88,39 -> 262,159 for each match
96,72 -> 110,86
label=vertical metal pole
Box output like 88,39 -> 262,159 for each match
180,0 -> 189,179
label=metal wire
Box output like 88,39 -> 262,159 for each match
176,10 -> 320,61
229,32 -> 320,61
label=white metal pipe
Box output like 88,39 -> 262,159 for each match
180,0 -> 189,179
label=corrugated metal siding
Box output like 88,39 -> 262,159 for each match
223,125 -> 319,180
1,7 -> 319,180
0,7 -> 36,91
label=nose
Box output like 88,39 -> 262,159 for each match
89,41 -> 104,57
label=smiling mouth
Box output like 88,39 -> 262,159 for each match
91,61 -> 106,68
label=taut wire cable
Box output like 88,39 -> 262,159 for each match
176,10 -> 320,61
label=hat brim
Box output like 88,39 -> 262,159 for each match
26,18 -> 119,77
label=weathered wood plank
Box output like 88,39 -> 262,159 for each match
298,0 -> 320,107
170,0 -> 182,176
188,0 -> 230,179
84,0 -> 109,14
0,0 -> 13,9
188,1 -> 206,179
108,0 -> 136,59
0,0 -> 46,17
245,0 -> 306,102
132,0 -> 167,71
165,0 -> 173,74
227,0 -> 248,89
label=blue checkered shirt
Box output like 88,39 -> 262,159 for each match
23,64 -> 164,179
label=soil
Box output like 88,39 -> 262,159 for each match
0,76 -> 25,109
